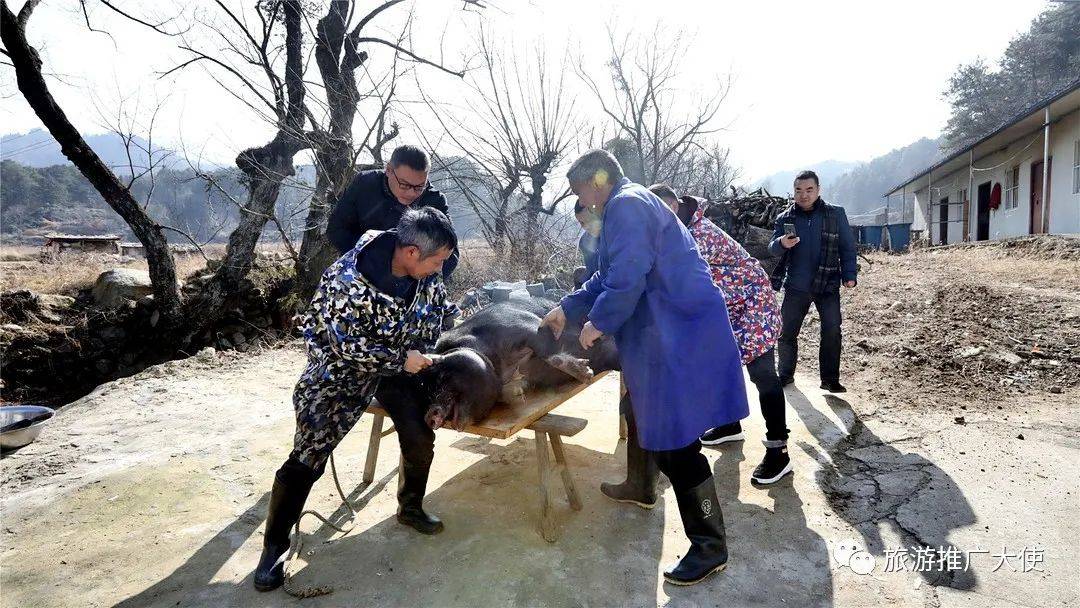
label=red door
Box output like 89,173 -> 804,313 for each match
1030,159 -> 1052,234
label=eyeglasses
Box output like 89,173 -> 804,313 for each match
390,166 -> 428,194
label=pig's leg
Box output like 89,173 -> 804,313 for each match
499,346 -> 533,407
501,368 -> 528,407
526,318 -> 595,383
543,353 -> 594,383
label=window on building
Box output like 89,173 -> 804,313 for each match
1073,139 -> 1079,194
1005,165 -> 1020,210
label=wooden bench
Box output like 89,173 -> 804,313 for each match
362,371 -> 610,542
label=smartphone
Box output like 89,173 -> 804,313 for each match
783,223 -> 797,238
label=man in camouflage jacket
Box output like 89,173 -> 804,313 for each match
253,207 -> 457,592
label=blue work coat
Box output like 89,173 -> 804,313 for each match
561,179 -> 749,451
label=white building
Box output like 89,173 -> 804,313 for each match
884,79 -> 1080,245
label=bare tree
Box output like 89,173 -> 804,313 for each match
109,0 -> 470,315
1,0 -> 183,325
419,29 -> 578,273
578,28 -> 734,193
167,0 -> 309,325
93,92 -> 232,260
683,141 -> 741,200
60,0 -> 313,331
292,0 -> 471,301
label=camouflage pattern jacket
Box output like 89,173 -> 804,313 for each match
296,230 -> 457,380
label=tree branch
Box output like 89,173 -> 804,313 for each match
355,37 -> 464,77
96,0 -> 187,36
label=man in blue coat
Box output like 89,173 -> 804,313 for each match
541,150 -> 749,586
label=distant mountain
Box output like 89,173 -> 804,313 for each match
827,137 -> 943,218
1,129 -> 174,171
753,160 -> 860,196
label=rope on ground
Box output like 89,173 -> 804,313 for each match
282,452 -> 366,598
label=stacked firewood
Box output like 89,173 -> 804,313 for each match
701,187 -> 790,241
698,188 -> 791,271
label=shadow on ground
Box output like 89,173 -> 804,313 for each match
788,388 -> 978,590
671,442 -> 837,607
112,438 -> 667,607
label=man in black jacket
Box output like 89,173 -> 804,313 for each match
327,144 -> 459,277
768,170 -> 858,393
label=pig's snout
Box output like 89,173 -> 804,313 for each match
425,404 -> 449,430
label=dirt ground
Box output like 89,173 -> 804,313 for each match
2,241 -> 1078,607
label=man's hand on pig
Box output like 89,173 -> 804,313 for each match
579,321 -> 603,349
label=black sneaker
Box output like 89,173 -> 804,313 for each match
700,422 -> 744,446
779,375 -> 794,387
751,446 -> 793,485
820,381 -> 847,393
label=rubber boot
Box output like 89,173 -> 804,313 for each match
253,458 -> 316,592
396,459 -> 444,535
600,426 -> 659,509
663,477 -> 729,586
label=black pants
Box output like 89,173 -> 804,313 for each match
374,375 -> 436,508
621,393 -> 709,490
280,374 -> 435,506
777,288 -> 842,383
649,439 -> 711,492
746,348 -> 788,442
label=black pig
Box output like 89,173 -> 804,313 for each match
415,298 -> 619,430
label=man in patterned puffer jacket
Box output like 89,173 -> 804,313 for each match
253,207 -> 457,592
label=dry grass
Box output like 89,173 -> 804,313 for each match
0,247 -> 215,296
0,236 -> 583,299
0,245 -> 40,262
0,241 -> 304,297
795,239 -> 1080,418
912,243 -> 1080,292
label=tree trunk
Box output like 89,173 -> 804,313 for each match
1,3 -> 182,325
184,0 -> 308,333
293,1 -> 370,303
292,139 -> 357,306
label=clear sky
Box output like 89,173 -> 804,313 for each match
0,0 -> 1051,181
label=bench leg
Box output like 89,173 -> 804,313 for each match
548,434 -> 581,511
363,413 -> 385,484
534,431 -> 559,543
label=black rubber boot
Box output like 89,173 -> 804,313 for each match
663,477 -> 729,586
253,458 -> 316,592
396,460 -> 444,535
600,424 -> 659,509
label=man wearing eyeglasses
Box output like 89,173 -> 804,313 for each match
327,144 -> 459,277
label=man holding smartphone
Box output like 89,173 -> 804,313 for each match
769,171 -> 858,393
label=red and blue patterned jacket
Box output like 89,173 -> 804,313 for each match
684,202 -> 781,364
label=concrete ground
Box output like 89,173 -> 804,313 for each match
1,345 -> 1077,607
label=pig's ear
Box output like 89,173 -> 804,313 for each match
499,346 -> 534,383
427,354 -> 446,367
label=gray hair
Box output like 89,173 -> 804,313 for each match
566,149 -> 624,185
396,206 -> 457,258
